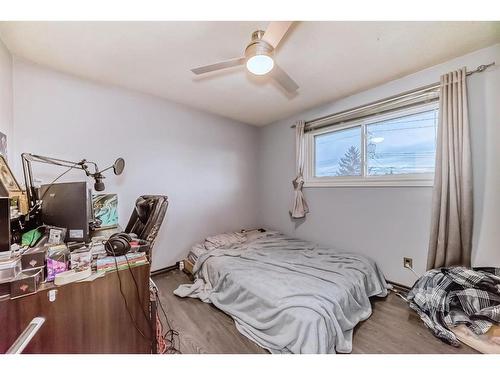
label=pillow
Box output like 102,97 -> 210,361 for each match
189,243 -> 208,258
244,230 -> 267,243
204,232 -> 246,251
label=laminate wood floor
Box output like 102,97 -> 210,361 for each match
153,270 -> 478,354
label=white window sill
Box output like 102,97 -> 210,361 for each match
304,177 -> 434,188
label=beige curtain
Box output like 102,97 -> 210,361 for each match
427,67 -> 473,269
290,120 -> 309,219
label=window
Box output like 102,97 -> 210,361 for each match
305,103 -> 438,187
315,126 -> 361,177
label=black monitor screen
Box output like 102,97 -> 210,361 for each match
40,182 -> 90,242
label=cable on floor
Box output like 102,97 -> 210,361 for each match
150,280 -> 181,354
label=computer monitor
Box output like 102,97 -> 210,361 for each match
40,182 -> 92,243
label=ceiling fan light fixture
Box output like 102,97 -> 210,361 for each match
191,24 -> 299,93
246,54 -> 274,75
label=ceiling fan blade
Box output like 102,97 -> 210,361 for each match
262,21 -> 293,49
191,57 -> 245,75
271,64 -> 299,93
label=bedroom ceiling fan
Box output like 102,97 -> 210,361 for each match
191,21 -> 299,94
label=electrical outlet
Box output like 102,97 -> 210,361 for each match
403,257 -> 413,269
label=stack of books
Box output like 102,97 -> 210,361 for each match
89,241 -> 107,258
96,252 -> 148,273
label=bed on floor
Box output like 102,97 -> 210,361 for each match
174,230 -> 388,354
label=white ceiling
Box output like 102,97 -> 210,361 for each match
0,21 -> 499,126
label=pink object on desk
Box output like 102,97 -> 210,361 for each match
46,257 -> 68,282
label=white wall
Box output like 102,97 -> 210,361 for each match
11,58 -> 260,270
0,39 -> 12,159
257,44 -> 500,287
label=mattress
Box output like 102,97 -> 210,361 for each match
175,232 -> 388,354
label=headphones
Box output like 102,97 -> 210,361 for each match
105,232 -> 132,257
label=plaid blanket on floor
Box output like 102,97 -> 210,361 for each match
407,267 -> 500,346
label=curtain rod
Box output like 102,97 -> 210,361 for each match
291,62 -> 495,129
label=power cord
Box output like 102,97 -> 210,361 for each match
110,246 -> 152,343
124,255 -> 156,330
407,266 -> 421,278
150,280 -> 181,354
108,242 -> 181,353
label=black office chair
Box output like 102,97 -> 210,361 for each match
125,195 -> 168,254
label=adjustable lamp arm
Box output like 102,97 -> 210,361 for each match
20,153 -> 125,211
24,154 -> 99,174
21,153 -> 98,210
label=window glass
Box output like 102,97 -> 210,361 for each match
314,126 -> 362,177
366,109 -> 438,176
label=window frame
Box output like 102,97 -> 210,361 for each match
304,102 -> 439,188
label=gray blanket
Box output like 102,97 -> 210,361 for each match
174,232 -> 388,354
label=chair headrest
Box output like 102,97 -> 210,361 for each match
135,197 -> 151,224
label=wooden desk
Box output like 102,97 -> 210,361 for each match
0,264 -> 153,353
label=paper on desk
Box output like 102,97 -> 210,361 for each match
77,270 -> 106,282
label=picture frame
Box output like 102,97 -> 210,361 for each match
92,194 -> 119,229
0,155 -> 22,197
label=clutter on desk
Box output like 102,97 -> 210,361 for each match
47,226 -> 67,245
54,267 -> 92,286
89,240 -> 108,259
46,244 -> 70,282
96,252 -> 148,273
0,249 -> 12,261
70,246 -> 92,270
21,246 -> 47,269
0,254 -> 20,298
10,267 -> 43,299
129,239 -> 149,253
21,227 -> 43,247
0,256 -> 21,283
10,195 -> 27,219
0,229 -> 150,300
104,232 -> 134,256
